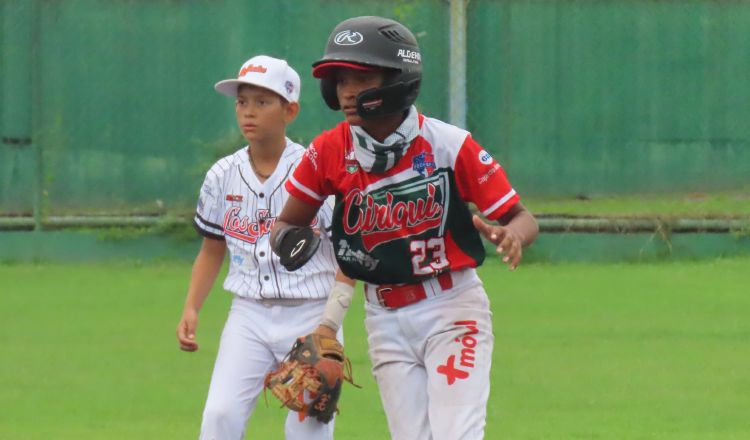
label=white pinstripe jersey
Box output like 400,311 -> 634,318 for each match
193,138 -> 337,299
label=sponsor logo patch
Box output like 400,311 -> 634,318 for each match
337,239 -> 380,271
225,194 -> 244,202
478,149 -> 493,165
397,48 -> 421,64
306,144 -> 319,170
437,320 -> 479,385
477,163 -> 501,185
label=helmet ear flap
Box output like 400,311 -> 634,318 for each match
320,78 -> 340,110
355,78 -> 421,119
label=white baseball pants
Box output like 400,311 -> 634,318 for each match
365,283 -> 494,440
200,296 -> 340,440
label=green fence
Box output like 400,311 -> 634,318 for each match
1,0 -> 749,217
469,0 -> 750,195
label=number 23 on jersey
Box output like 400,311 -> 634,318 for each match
410,237 -> 450,275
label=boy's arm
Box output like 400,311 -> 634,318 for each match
472,202 -> 539,271
313,270 -> 357,339
176,237 -> 227,352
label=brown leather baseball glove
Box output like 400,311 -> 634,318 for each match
264,334 -> 358,423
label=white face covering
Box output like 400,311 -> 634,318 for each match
349,106 -> 420,173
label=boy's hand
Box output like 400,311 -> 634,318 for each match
177,309 -> 200,352
472,214 -> 524,271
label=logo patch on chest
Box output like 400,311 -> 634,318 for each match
344,150 -> 359,174
342,172 -> 448,252
223,207 -> 275,244
412,151 -> 436,177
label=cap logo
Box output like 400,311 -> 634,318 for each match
285,80 -> 294,95
239,64 -> 267,76
334,30 -> 364,46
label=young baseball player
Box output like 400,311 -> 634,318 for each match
176,55 -> 348,440
270,17 -> 539,440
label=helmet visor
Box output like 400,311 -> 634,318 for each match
312,61 -> 379,78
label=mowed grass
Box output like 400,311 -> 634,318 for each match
524,187 -> 750,218
1,258 -> 749,439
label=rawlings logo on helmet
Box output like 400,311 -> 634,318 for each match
334,30 -> 364,46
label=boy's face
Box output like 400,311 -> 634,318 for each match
235,85 -> 297,144
335,69 -> 386,126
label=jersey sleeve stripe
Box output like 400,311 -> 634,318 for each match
192,218 -> 225,241
194,215 -> 224,237
288,175 -> 325,202
195,212 -> 223,231
481,189 -> 518,217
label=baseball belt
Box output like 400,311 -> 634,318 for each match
365,272 -> 453,309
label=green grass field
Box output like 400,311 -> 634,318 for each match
524,187 -> 750,218
1,258 -> 749,439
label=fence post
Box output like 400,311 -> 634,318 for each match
32,0 -> 42,231
2,1 -> 41,230
448,0 -> 467,129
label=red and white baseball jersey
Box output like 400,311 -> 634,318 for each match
194,139 -> 338,299
286,113 -> 519,285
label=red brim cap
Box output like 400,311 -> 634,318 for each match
312,61 -> 377,78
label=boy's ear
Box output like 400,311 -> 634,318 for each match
284,101 -> 300,124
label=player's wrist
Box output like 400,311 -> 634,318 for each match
182,302 -> 201,315
316,322 -> 339,337
320,281 -> 355,331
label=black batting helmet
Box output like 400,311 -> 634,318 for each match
312,16 -> 422,119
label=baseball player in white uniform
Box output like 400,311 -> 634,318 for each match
176,55 -> 347,440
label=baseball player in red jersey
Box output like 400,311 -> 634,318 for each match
271,17 -> 539,439
176,55 -> 351,440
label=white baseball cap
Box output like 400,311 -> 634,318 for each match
214,55 -> 301,103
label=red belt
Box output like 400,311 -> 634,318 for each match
373,272 -> 453,309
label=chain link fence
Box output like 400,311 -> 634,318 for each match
2,0 -> 748,223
